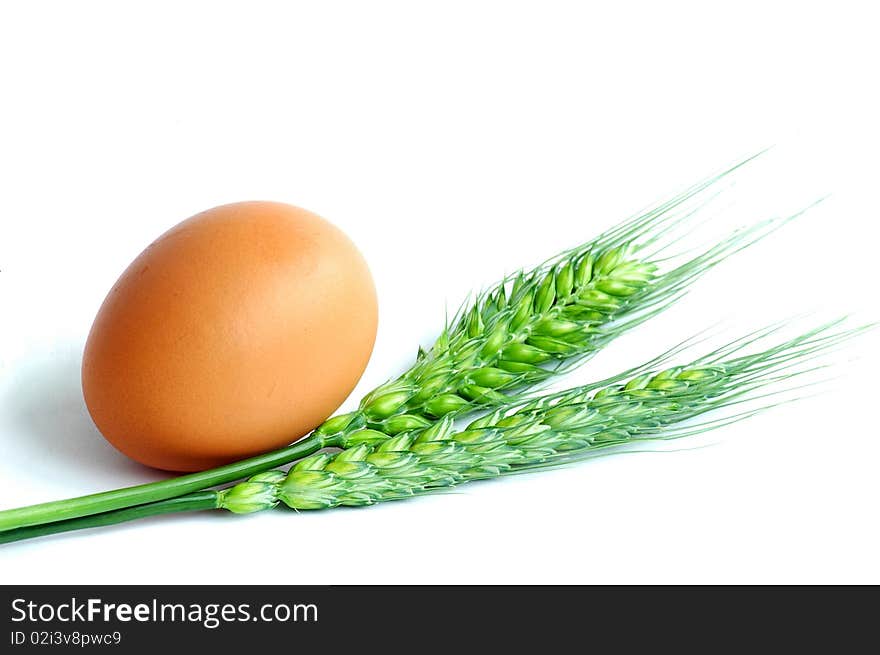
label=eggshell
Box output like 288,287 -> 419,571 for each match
82,201 -> 377,471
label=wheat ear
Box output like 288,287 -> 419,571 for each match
217,321 -> 864,513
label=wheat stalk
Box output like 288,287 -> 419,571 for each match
1,321 -> 864,543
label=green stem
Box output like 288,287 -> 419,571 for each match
0,492 -> 220,545
0,435 -> 324,533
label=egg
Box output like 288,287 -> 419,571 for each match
82,201 -> 378,472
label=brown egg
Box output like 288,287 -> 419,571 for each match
82,201 -> 378,472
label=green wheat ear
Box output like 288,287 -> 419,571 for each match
312,155 -> 802,443
216,320 -> 869,514
1,319 -> 867,544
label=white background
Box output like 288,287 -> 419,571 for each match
1,1 -> 878,584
